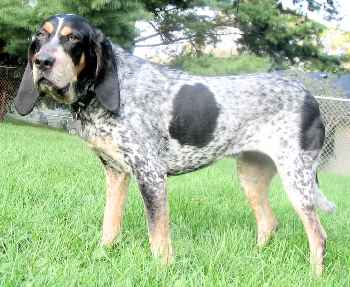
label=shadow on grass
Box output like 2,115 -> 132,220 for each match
3,116 -> 65,133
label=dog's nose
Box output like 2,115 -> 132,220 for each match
34,52 -> 56,70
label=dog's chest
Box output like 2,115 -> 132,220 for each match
79,114 -> 133,174
86,136 -> 132,174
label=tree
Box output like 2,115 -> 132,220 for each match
136,0 -> 339,49
233,0 -> 323,60
229,0 -> 341,69
1,0 -> 228,59
0,0 -> 145,59
0,0 -> 342,70
135,1 -> 227,53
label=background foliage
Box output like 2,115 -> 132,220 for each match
0,0 -> 343,71
229,0 -> 341,70
0,0 -> 145,57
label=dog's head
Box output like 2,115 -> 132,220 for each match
15,14 -> 120,115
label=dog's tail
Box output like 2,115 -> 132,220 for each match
315,173 -> 336,213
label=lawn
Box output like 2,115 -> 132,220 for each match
0,120 -> 349,286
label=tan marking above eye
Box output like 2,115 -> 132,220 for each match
60,26 -> 73,36
42,22 -> 54,33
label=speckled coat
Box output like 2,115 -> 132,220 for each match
14,14 -> 335,277
82,45 -> 333,209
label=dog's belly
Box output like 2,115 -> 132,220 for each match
164,139 -> 230,175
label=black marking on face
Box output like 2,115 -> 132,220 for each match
300,93 -> 325,151
169,83 -> 220,148
59,18 -> 86,67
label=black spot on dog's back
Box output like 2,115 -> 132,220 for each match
300,93 -> 325,150
169,83 -> 220,148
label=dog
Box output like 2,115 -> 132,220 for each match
14,14 -> 336,276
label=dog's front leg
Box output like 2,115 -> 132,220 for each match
137,173 -> 173,264
101,167 -> 130,246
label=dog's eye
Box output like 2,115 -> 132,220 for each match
68,34 -> 80,43
36,30 -> 49,39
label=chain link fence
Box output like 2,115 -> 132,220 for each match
0,66 -> 23,120
317,96 -> 350,174
289,71 -> 350,175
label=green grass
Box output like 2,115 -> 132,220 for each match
171,54 -> 274,76
0,121 -> 350,286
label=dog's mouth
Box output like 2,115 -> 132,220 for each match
37,78 -> 71,96
36,78 -> 75,104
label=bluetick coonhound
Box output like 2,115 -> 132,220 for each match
15,14 -> 335,276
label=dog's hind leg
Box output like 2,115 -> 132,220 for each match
276,152 -> 327,277
237,152 -> 278,247
101,168 -> 130,246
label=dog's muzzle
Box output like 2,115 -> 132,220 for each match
34,52 -> 56,71
37,78 -> 70,94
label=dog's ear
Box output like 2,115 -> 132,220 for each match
15,62 -> 40,116
93,29 -> 120,114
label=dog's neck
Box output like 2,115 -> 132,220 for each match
70,44 -> 157,120
112,44 -> 148,84
71,92 -> 94,117
70,77 -> 97,118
